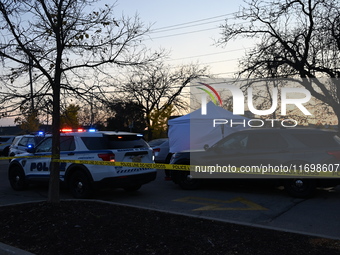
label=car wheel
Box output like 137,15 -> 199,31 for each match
124,184 -> 142,192
8,165 -> 27,191
68,170 -> 92,199
284,179 -> 316,198
177,171 -> 201,190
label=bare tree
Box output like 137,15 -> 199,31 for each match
106,100 -> 147,133
0,0 -> 164,203
118,62 -> 209,139
77,101 -> 110,127
218,0 -> 340,129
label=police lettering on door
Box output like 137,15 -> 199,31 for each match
30,162 -> 48,171
30,162 -> 67,171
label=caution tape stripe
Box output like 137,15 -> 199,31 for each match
52,159 -> 190,171
0,156 -> 189,171
1,156 -> 339,178
48,160 -> 340,177
0,155 -> 52,160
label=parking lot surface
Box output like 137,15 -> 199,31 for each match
1,160 -> 340,240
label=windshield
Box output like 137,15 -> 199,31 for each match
81,135 -> 149,150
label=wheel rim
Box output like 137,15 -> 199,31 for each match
74,180 -> 84,194
15,175 -> 20,182
69,171 -> 92,198
291,179 -> 306,192
180,172 -> 198,186
9,168 -> 24,189
186,174 -> 193,181
294,179 -> 304,187
11,174 -> 20,188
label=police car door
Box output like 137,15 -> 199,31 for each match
58,135 -> 76,179
25,137 -> 52,181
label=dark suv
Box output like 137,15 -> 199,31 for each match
169,128 -> 340,197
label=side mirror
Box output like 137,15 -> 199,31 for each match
203,144 -> 210,151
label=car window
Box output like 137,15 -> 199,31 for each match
247,133 -> 288,149
27,137 -> 36,145
214,133 -> 249,150
35,136 -> 75,152
292,133 -> 340,148
36,138 -> 52,152
33,136 -> 45,145
11,137 -> 21,146
81,135 -> 149,150
18,137 -> 29,146
60,136 -> 75,151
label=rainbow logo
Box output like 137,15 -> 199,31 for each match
197,82 -> 223,106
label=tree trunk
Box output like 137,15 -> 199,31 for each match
48,81 -> 61,203
48,43 -> 62,203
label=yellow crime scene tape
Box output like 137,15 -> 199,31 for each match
1,155 -> 340,178
0,155 -> 52,160
0,155 -> 190,171
51,160 -> 339,178
52,159 -> 190,171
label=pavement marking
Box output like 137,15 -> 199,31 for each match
173,196 -> 268,211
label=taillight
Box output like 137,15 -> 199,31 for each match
327,151 -> 340,160
153,148 -> 160,156
98,153 -> 115,162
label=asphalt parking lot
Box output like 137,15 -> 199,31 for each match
1,160 -> 340,240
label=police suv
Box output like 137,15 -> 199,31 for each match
8,130 -> 157,198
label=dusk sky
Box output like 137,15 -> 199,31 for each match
111,0 -> 250,76
0,0 -> 251,126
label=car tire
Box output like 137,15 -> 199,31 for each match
283,179 -> 316,198
8,165 -> 28,191
124,184 -> 142,192
177,171 -> 201,190
68,170 -> 92,199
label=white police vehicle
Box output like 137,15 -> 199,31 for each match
9,132 -> 46,157
8,129 -> 157,198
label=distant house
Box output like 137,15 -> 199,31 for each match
0,125 -> 22,135
0,125 -> 52,135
